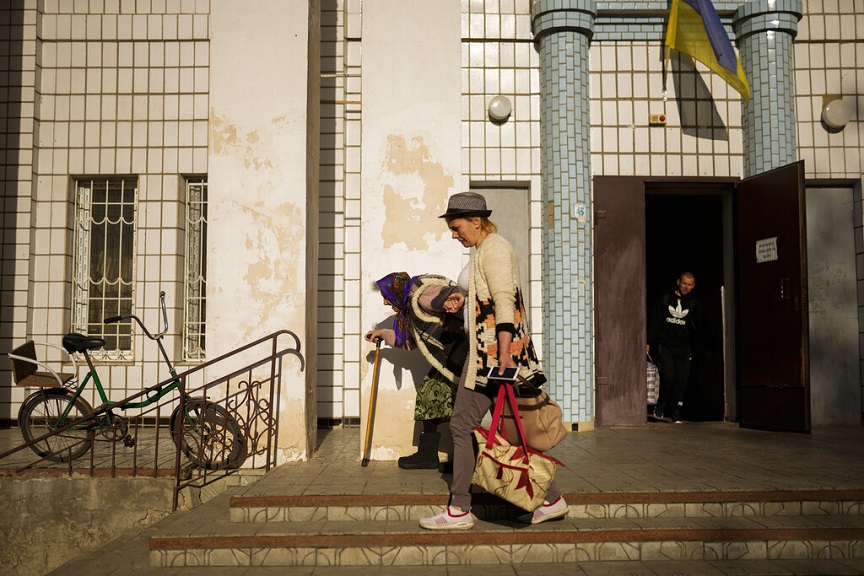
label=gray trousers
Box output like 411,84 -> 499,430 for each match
449,366 -> 562,511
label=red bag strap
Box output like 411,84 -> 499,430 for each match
485,384 -> 508,449
479,382 -> 565,467
486,382 -> 530,451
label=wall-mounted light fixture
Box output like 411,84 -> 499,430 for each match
821,96 -> 853,130
488,96 -> 512,123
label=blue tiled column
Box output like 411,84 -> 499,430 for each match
532,0 -> 596,424
734,0 -> 803,176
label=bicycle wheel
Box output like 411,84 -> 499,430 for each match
170,398 -> 246,470
19,389 -> 95,462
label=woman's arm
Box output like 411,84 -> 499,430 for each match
479,236 -> 519,370
496,330 -> 516,370
364,329 -> 414,350
479,236 -> 518,328
417,284 -> 460,313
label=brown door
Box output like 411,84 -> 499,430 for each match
736,161 -> 810,432
594,176 -> 646,426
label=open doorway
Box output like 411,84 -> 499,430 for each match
645,188 -> 728,422
596,168 -> 820,429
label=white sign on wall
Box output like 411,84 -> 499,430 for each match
756,237 -> 778,263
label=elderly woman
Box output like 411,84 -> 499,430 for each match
365,272 -> 468,469
419,192 -> 568,530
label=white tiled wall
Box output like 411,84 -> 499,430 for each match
317,0 -> 359,422
794,1 -> 863,180
796,0 -> 864,413
6,0 -> 211,413
3,0 -> 861,424
315,0 -> 544,421
0,1 -> 39,418
590,42 -> 745,178
460,0 -> 546,353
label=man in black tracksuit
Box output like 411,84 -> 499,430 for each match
647,271 -> 707,423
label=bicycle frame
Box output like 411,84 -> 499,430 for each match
15,289 -> 253,474
48,291 -> 181,428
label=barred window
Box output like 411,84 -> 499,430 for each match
72,178 -> 137,357
183,177 -> 207,361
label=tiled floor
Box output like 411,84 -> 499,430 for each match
6,420 -> 864,494
249,422 -> 864,497
8,421 -> 864,575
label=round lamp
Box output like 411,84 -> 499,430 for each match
488,96 -> 512,123
822,99 -> 853,129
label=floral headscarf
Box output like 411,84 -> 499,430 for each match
376,272 -> 418,346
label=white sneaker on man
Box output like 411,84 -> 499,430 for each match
419,506 -> 474,530
518,496 -> 569,524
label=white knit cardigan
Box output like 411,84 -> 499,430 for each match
464,233 -> 545,390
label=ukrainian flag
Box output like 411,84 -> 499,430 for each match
666,0 -> 751,101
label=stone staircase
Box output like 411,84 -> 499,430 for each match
148,488 -> 864,572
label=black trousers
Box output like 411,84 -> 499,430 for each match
655,344 -> 691,417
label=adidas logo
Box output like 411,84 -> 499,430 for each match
666,299 -> 689,326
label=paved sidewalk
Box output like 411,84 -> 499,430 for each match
6,421 -> 864,575
269,422 -> 864,497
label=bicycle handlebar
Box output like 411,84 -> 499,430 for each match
159,291 -> 169,335
101,291 -> 174,372
102,292 -> 170,340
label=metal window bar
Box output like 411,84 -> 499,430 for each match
183,178 -> 208,362
72,178 -> 137,359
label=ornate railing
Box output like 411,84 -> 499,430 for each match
0,330 -> 305,511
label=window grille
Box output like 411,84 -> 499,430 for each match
183,177 -> 207,361
72,178 -> 137,358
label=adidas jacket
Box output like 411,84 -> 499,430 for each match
648,290 -> 706,350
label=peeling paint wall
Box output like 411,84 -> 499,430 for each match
209,2 -> 318,459
360,0 -> 464,458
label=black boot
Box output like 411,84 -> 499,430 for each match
398,431 -> 441,469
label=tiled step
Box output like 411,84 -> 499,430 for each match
140,560 -> 864,575
228,490 -> 864,523
150,507 -> 864,567
151,530 -> 864,568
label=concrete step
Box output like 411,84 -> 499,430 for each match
228,489 -> 864,523
150,497 -> 864,567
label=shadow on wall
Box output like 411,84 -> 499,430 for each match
366,316 -> 431,392
0,2 -> 28,422
669,53 -> 729,141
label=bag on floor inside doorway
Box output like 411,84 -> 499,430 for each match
647,353 -> 660,405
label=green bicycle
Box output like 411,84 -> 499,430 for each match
13,292 -> 246,469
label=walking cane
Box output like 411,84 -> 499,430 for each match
361,339 -> 382,467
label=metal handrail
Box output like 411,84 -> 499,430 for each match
0,329 -> 305,510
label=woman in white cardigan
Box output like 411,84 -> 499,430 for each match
419,192 -> 568,531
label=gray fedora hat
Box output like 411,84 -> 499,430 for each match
438,192 -> 492,218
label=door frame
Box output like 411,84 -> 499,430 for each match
645,182 -> 738,423
594,175 -> 737,426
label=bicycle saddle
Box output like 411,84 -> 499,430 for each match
62,333 -> 107,353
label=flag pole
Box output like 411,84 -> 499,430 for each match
662,45 -> 670,113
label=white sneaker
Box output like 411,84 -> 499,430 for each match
419,506 -> 474,530
518,496 -> 569,524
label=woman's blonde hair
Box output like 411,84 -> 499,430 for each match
447,215 -> 498,234
479,217 -> 498,234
